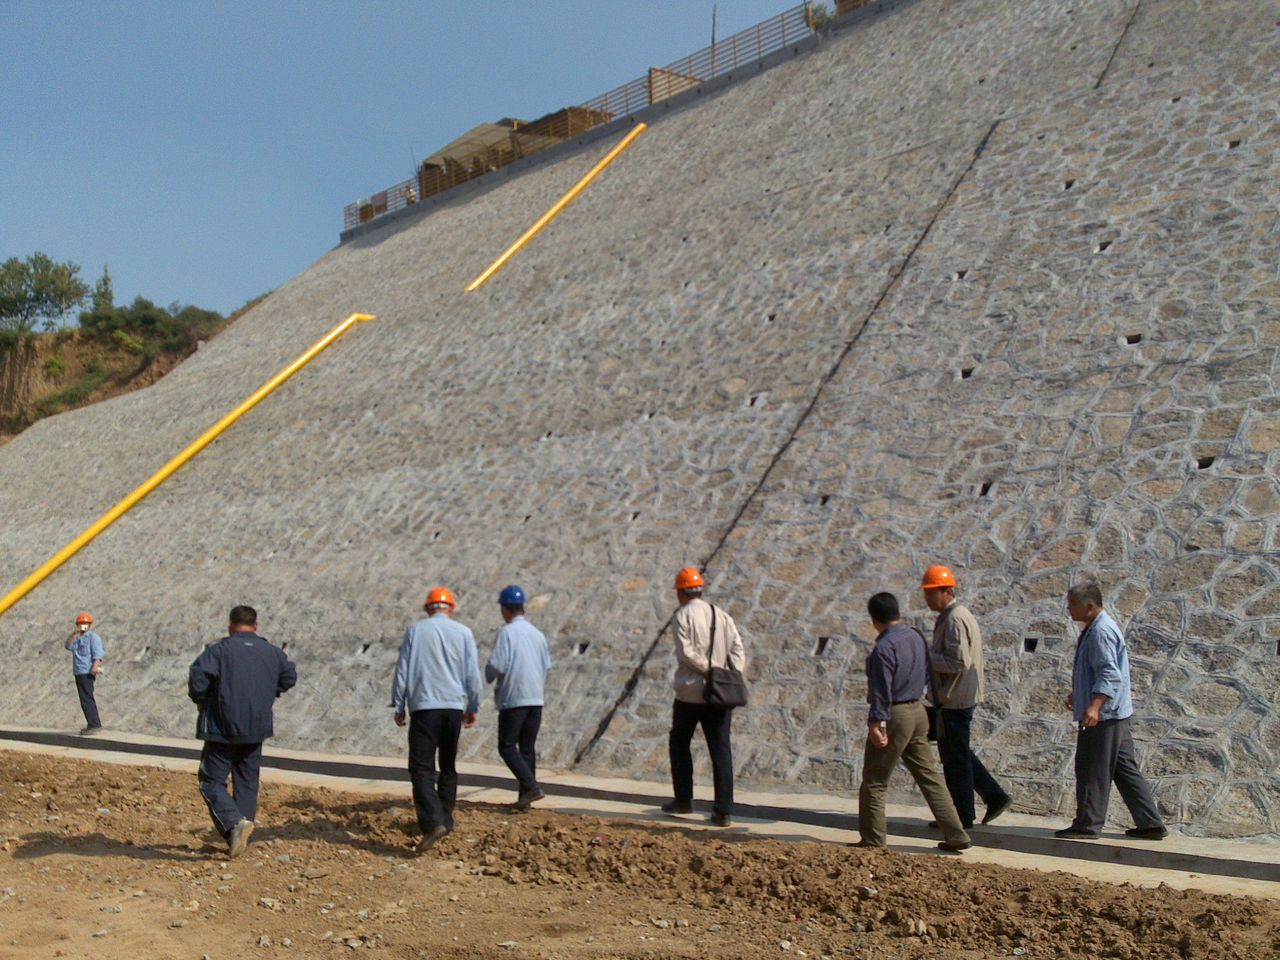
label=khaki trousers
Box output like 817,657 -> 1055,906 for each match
858,701 -> 970,847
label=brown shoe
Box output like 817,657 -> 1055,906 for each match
416,825 -> 450,854
937,839 -> 971,852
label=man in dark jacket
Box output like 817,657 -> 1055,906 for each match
188,605 -> 296,858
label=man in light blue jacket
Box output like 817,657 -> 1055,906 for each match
65,612 -> 105,735
1056,579 -> 1167,841
485,585 -> 552,809
390,586 -> 483,852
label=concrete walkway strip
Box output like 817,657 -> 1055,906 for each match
3,725 -> 1276,898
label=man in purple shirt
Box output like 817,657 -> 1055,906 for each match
856,592 -> 970,851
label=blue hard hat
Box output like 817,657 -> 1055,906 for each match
498,584 -> 525,607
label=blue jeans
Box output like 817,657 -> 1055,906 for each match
938,706 -> 1007,826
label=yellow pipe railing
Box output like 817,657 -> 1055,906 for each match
465,123 -> 648,292
0,311 -> 377,619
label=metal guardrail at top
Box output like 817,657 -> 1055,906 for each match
342,4 -> 817,233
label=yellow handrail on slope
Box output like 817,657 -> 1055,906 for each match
465,123 -> 648,292
0,311 -> 377,619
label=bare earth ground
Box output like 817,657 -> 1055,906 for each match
0,751 -> 1276,960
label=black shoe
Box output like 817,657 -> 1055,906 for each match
79,725 -> 103,736
416,825 -> 450,853
661,800 -> 693,815
937,840 -> 971,851
848,839 -> 885,849
708,811 -> 731,827
982,796 -> 1012,825
1054,826 -> 1100,839
1125,826 -> 1168,840
514,787 -> 545,810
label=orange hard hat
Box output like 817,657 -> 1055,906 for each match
424,587 -> 456,610
75,612 -> 93,625
673,567 -> 705,592
921,564 -> 957,590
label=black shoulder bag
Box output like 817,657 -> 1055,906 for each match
703,604 -> 749,709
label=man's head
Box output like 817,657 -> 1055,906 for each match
673,566 -> 704,606
424,586 -> 456,616
920,564 -> 957,612
498,584 -> 525,623
1066,580 -> 1104,624
867,592 -> 901,631
75,612 -> 93,633
229,605 -> 258,633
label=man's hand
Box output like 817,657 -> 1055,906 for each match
1081,693 -> 1107,729
90,663 -> 102,678
1066,693 -> 1073,712
463,712 -> 478,728
867,720 -> 889,749
394,710 -> 406,727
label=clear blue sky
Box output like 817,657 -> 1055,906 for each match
1,1 -> 795,317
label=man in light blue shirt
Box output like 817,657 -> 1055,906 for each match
65,612 -> 104,735
390,586 -> 483,853
485,585 -> 552,809
1056,580 -> 1166,841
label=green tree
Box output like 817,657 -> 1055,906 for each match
91,264 -> 114,314
0,252 -> 90,334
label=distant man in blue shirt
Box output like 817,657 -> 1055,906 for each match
857,592 -> 970,851
391,586 -> 483,853
65,612 -> 104,735
485,584 -> 552,810
1056,580 -> 1167,840
188,605 -> 296,858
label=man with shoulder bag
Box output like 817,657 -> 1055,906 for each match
663,566 -> 747,827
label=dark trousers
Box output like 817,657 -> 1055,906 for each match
497,706 -> 542,795
938,706 -> 1008,826
74,673 -> 101,728
1071,716 -> 1164,833
669,699 -> 734,817
198,741 -> 262,837
408,709 -> 463,834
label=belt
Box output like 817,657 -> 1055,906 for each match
892,698 -> 921,705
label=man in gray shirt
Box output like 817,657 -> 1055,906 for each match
485,584 -> 552,810
857,592 -> 970,851
922,563 -> 1011,828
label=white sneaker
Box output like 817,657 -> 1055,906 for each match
228,818 -> 255,858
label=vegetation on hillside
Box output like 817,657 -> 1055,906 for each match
0,251 -> 266,439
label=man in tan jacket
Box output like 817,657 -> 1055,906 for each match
922,564 -> 1011,829
664,566 -> 746,827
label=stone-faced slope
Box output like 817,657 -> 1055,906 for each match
0,0 -> 1275,835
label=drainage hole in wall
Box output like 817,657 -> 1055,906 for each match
1185,543 -> 1201,552
1197,455 -> 1216,469
1095,240 -> 1112,253
631,511 -> 641,521
952,269 -> 968,281
1126,333 -> 1143,344
979,480 -> 994,497
1171,95 -> 1182,103
1227,139 -> 1241,149
960,367 -> 975,380
432,531 -> 441,541
576,642 -> 590,655
748,395 -> 759,407
820,495 -> 831,506
1023,637 -> 1039,653
1063,178 -> 1076,190
766,313 -> 776,323
814,636 -> 833,656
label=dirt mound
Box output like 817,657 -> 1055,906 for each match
0,749 -> 1275,959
